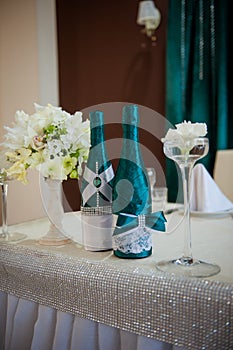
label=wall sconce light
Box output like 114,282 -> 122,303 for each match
137,0 -> 161,42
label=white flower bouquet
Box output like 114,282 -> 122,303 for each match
1,104 -> 90,183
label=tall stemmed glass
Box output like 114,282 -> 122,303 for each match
156,137 -> 220,277
146,167 -> 156,198
0,165 -> 26,243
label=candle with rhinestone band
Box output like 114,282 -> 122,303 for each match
80,110 -> 114,251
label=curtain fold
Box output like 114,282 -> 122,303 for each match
166,0 -> 232,202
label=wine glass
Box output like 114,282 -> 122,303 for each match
146,167 -> 156,199
156,137 -> 220,277
0,156 -> 27,243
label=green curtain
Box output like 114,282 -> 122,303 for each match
166,0 -> 233,202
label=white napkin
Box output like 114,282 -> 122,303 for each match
190,163 -> 233,213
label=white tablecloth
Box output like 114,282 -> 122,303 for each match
0,209 -> 233,350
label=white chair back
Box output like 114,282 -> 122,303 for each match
213,149 -> 233,202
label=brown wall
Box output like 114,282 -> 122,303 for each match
56,0 -> 168,210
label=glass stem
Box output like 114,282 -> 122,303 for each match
181,164 -> 193,263
1,182 -> 8,237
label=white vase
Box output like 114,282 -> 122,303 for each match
39,177 -> 71,246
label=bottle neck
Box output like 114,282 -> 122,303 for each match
122,124 -> 139,142
91,126 -> 105,147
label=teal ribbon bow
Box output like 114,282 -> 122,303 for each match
116,211 -> 167,232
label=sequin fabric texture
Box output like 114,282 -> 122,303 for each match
0,243 -> 232,350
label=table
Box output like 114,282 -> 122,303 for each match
0,210 -> 233,350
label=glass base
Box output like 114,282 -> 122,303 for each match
38,236 -> 71,246
0,232 -> 27,243
38,224 -> 72,246
156,257 -> 221,278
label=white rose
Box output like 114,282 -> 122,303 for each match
175,121 -> 207,139
162,121 -> 207,143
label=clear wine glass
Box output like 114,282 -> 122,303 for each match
146,167 -> 156,198
0,158 -> 27,243
156,137 -> 220,277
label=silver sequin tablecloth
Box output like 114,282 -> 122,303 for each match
0,212 -> 233,350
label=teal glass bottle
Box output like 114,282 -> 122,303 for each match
81,110 -> 114,208
112,104 -> 152,258
80,110 -> 114,251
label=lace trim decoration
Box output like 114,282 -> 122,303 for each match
113,226 -> 152,254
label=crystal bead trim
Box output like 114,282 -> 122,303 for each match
81,205 -> 112,215
0,244 -> 232,350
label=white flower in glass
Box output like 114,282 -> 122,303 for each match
157,121 -> 220,277
162,121 -> 207,155
175,120 -> 207,139
162,120 -> 207,142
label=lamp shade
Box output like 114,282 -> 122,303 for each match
137,0 -> 161,30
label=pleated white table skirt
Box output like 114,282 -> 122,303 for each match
0,291 -> 185,350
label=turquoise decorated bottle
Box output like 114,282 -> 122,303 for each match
80,110 -> 114,251
112,104 -> 152,258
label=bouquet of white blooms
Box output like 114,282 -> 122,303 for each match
1,103 -> 90,183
